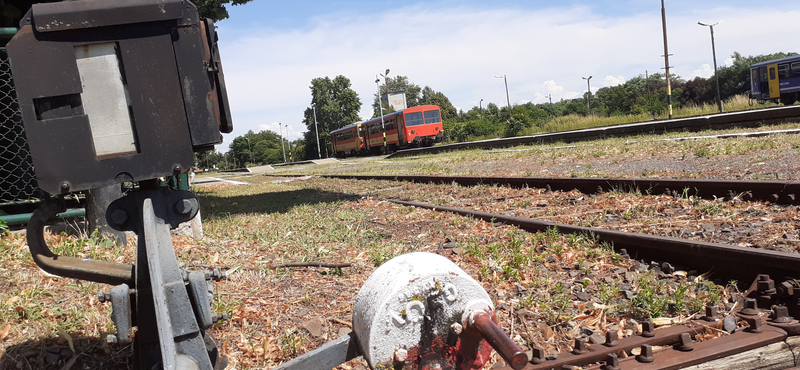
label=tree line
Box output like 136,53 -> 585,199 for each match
198,50 -> 796,169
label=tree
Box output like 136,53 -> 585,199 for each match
419,86 -> 458,121
302,76 -> 362,159
193,0 -> 255,21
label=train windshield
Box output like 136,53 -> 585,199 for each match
424,110 -> 441,124
405,112 -> 424,126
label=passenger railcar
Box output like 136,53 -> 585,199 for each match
331,105 -> 444,158
750,55 -> 800,105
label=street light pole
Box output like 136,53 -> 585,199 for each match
278,123 -> 286,163
582,76 -> 593,116
698,20 -> 724,113
494,75 -> 511,114
479,98 -> 483,119
312,103 -> 321,159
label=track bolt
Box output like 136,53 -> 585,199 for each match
212,312 -> 229,323
60,181 -> 70,192
758,275 -> 776,293
529,346 -> 545,364
778,281 -> 795,298
739,298 -> 760,317
603,330 -> 618,347
601,353 -> 621,370
641,320 -> 655,337
571,338 -> 588,355
773,306 -> 794,323
97,292 -> 110,303
674,332 -> 694,352
702,305 -> 719,321
745,317 -> 763,333
636,344 -> 655,363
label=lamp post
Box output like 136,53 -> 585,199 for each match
698,20 -> 724,113
284,123 -> 290,162
582,76 -> 593,116
479,98 -> 483,119
278,123 -> 286,163
375,75 -> 387,150
245,137 -> 253,165
494,75 -> 511,114
311,103 -> 321,159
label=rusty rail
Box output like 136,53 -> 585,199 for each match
314,174 -> 800,205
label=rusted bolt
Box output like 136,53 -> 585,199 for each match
702,305 -> 719,321
773,306 -> 793,323
173,165 -> 183,174
758,275 -> 776,293
529,346 -> 545,365
740,298 -> 760,316
110,209 -> 128,225
601,353 -> 621,370
674,332 -> 694,351
745,317 -> 763,333
603,330 -> 618,347
636,344 -> 655,363
641,320 -> 655,337
175,198 -> 198,215
571,338 -> 588,355
60,181 -> 70,192
778,281 -> 795,297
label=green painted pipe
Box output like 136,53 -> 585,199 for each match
0,208 -> 85,226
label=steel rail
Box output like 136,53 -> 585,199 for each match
386,105 -> 800,158
388,198 -> 800,289
316,174 -> 800,205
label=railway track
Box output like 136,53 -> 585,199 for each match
264,173 -> 800,369
387,105 -> 800,158
301,174 -> 800,205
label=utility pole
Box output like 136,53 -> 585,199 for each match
245,137 -> 253,165
582,76 -> 593,115
661,0 -> 673,119
495,75 -> 511,115
479,98 -> 483,119
278,124 -> 286,163
545,94 -> 552,104
312,103 -> 321,159
698,21 -> 724,113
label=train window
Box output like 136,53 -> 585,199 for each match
778,64 -> 790,79
792,62 -> 800,76
424,110 -> 441,124
770,68 -> 776,80
405,111 -> 424,126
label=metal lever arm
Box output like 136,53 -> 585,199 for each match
26,199 -> 134,285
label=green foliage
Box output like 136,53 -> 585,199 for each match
303,76 -> 362,159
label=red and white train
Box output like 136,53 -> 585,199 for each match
331,105 -> 444,157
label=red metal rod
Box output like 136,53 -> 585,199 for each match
472,312 -> 527,370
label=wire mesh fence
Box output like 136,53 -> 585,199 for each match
0,48 -> 38,204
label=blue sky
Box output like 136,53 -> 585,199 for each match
214,0 -> 800,151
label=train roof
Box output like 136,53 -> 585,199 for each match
330,122 -> 361,134
751,54 -> 800,68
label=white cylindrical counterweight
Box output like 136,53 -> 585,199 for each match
352,252 -> 494,369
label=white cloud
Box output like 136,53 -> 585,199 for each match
692,64 -> 714,79
724,58 -> 734,67
604,75 -> 626,87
